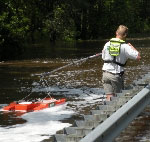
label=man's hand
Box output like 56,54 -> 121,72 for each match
137,53 -> 141,60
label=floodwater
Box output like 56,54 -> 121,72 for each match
0,39 -> 150,142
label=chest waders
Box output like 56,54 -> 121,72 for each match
104,38 -> 126,67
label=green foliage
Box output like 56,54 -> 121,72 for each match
144,19 -> 150,32
1,0 -> 150,60
43,5 -> 76,41
0,1 -> 30,60
0,1 -> 30,45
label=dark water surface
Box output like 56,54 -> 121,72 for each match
0,40 -> 150,141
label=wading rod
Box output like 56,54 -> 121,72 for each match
41,53 -> 102,76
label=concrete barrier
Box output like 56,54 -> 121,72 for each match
54,73 -> 150,142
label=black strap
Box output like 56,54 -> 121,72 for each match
104,70 -> 124,76
104,57 -> 127,67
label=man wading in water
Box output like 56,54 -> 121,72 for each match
102,25 -> 141,101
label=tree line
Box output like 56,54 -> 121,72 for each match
0,0 -> 150,60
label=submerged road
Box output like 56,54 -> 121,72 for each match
53,73 -> 150,142
0,40 -> 150,141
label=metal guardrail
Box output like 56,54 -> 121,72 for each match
54,73 -> 150,142
80,85 -> 150,142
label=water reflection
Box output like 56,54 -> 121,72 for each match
0,111 -> 26,127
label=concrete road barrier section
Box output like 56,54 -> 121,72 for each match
53,73 -> 150,142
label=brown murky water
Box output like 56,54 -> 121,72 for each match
0,40 -> 150,141
115,105 -> 150,142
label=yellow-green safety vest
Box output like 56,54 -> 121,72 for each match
109,38 -> 125,56
104,38 -> 126,67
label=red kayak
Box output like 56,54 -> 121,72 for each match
2,97 -> 66,112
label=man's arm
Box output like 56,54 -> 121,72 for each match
128,43 -> 141,60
